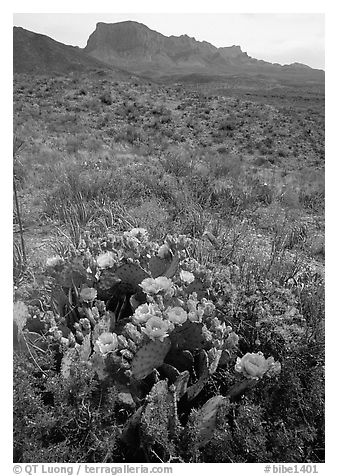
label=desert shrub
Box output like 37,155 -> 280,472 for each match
14,352 -> 119,463
127,199 -> 170,239
100,92 -> 112,105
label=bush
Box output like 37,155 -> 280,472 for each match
100,92 -> 112,105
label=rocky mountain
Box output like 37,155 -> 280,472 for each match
13,26 -> 123,75
13,22 -> 324,86
84,21 -> 324,83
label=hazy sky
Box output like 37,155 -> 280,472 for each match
13,13 -> 325,69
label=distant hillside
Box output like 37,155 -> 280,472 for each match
13,26 -> 122,75
84,21 -> 324,84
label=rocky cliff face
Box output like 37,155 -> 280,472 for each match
84,21 -> 219,73
83,21 -> 324,83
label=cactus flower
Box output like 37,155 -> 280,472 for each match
180,270 -> 195,284
132,303 -> 159,325
188,311 -> 202,322
94,332 -> 118,356
80,287 -> 97,303
141,316 -> 172,342
157,243 -> 171,259
128,228 -> 148,240
166,306 -> 188,325
235,352 -> 280,379
224,331 -> 239,349
96,251 -> 116,269
265,357 -> 282,377
200,298 -> 215,317
140,276 -> 173,294
46,256 -> 64,268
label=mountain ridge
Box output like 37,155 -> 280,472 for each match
13,26 -> 132,79
13,22 -> 324,85
83,21 -> 324,82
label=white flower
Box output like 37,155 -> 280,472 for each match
140,276 -> 173,294
265,357 -> 282,377
141,316 -> 172,342
200,298 -> 215,317
157,243 -> 171,259
235,352 -> 276,379
132,303 -> 159,325
94,332 -> 118,356
224,332 -> 239,349
124,322 -> 143,344
188,311 -> 201,322
180,270 -> 195,284
96,251 -> 115,269
79,318 -> 91,332
125,228 -> 148,242
166,306 -> 188,325
187,296 -> 204,322
46,256 -> 64,268
80,287 -> 97,303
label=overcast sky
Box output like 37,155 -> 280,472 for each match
13,13 -> 325,70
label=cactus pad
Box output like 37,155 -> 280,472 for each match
208,348 -> 222,374
115,263 -> 149,288
58,262 -> 89,288
141,380 -> 179,448
170,321 -> 209,351
159,363 -> 180,383
121,404 -> 145,446
149,255 -> 173,278
131,337 -> 171,380
186,278 -> 207,299
218,349 -> 231,366
164,253 -> 179,278
195,395 -> 230,447
186,350 -> 209,401
173,370 -> 190,400
165,348 -> 194,372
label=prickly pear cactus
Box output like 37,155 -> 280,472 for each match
195,395 -> 230,447
140,380 -> 178,456
149,255 -> 173,278
97,269 -> 121,291
185,278 -> 206,299
163,253 -> 179,278
131,337 -> 171,380
208,348 -> 223,375
170,321 -> 211,351
61,347 -> 79,379
173,370 -> 190,400
159,363 -> 180,383
121,405 -> 145,446
115,263 -> 149,288
186,349 -> 209,401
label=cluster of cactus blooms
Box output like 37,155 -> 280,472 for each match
17,228 -> 281,448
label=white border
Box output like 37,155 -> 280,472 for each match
3,1 -> 335,473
